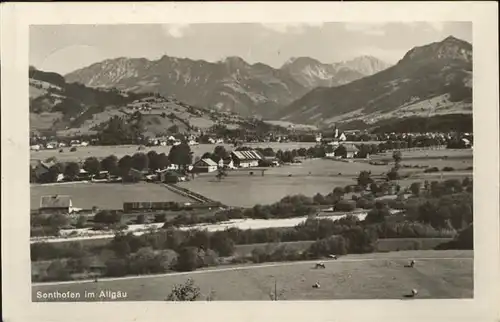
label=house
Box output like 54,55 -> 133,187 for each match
76,169 -> 92,181
158,170 -> 187,183
39,195 -> 72,214
34,160 -> 53,179
193,158 -> 218,173
127,168 -> 148,182
33,160 -> 63,182
231,150 -> 263,168
221,157 -> 235,169
93,170 -> 110,180
30,144 -> 41,151
45,142 -> 58,150
343,144 -> 359,158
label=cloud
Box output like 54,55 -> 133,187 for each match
427,22 -> 445,32
261,22 -> 324,34
343,23 -> 387,36
161,24 -> 190,38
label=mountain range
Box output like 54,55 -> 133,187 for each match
64,55 -> 391,117
31,36 -> 472,135
275,36 -> 472,125
29,67 -> 248,137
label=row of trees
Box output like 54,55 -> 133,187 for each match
31,144 -> 194,184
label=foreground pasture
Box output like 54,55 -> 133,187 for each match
32,250 -> 473,301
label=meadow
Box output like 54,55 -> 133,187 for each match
30,182 -> 192,210
179,157 -> 472,207
32,250 -> 473,301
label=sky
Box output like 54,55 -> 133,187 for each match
30,22 -> 472,75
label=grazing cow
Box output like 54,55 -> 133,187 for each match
312,282 -> 321,289
328,254 -> 338,260
315,262 -> 326,269
405,260 -> 416,268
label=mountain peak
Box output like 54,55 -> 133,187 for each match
282,56 -> 323,68
222,56 -> 248,65
400,36 -> 472,64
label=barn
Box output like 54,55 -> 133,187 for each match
193,158 -> 218,173
39,195 -> 72,214
231,150 -> 263,168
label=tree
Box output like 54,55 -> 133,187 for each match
147,151 -> 159,170
166,278 -> 201,301
176,247 -> 200,272
156,153 -> 170,170
75,215 -> 87,228
365,207 -> 389,224
210,232 -> 235,256
101,155 -> 118,175
370,182 -> 380,194
84,157 -> 101,177
136,214 -> 146,224
118,155 -> 133,177
168,143 -> 193,170
64,162 -> 80,180
357,171 -> 373,187
131,153 -> 149,171
333,187 -> 345,198
215,167 -> 227,181
410,182 -> 421,196
386,169 -> 400,181
335,145 -> 347,158
213,145 -> 229,159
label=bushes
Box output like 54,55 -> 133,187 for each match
424,167 -> 439,173
307,236 -> 348,259
334,200 -> 356,212
373,222 -> 457,239
70,147 -> 77,152
356,198 -> 374,209
442,166 -> 455,172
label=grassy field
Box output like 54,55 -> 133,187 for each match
180,159 -> 389,207
179,157 -> 472,207
30,182 -> 193,210
372,148 -> 472,161
32,250 -> 473,301
232,238 -> 454,257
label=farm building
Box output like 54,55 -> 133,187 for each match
344,144 -> 359,158
218,157 -> 235,169
335,144 -> 359,159
157,169 -> 187,183
231,150 -> 263,168
127,168 -> 149,182
193,158 -> 218,173
39,195 -> 73,214
33,160 -> 64,182
123,201 -> 188,212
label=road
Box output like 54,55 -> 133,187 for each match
32,253 -> 473,287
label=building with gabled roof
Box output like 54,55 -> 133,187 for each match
39,195 -> 72,214
231,150 -> 263,168
193,158 -> 218,173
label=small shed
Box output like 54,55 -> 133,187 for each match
39,195 -> 72,214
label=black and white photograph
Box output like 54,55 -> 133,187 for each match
28,21 -> 475,301
1,2 -> 499,322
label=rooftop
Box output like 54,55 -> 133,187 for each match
40,195 -> 72,209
